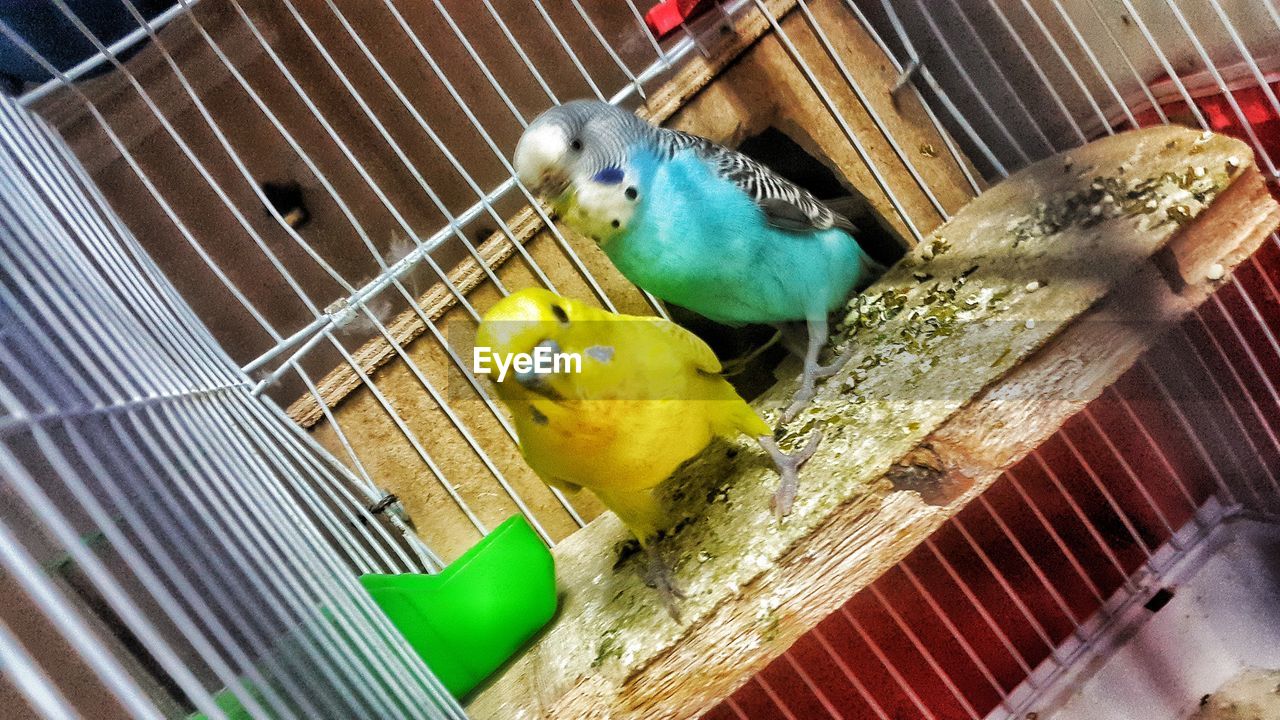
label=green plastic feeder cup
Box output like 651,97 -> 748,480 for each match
361,514 -> 558,699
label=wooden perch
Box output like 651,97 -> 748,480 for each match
466,126 -> 1280,719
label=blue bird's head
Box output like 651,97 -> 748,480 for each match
514,100 -> 651,199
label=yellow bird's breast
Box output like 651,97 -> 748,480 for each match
517,398 -> 723,494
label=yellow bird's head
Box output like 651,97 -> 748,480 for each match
475,288 -> 591,398
476,288 -> 575,357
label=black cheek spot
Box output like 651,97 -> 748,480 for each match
610,219 -> 620,228
625,186 -> 638,201
529,406 -> 548,425
550,304 -> 569,324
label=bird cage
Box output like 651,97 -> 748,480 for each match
1,1 -> 1279,719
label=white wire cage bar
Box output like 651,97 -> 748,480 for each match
0,93 -> 464,718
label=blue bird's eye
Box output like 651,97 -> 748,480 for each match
591,166 -> 625,185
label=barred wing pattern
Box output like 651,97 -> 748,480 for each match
658,129 -> 856,233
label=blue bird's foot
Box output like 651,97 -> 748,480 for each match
813,344 -> 856,379
759,430 -> 822,518
643,542 -> 686,622
781,316 -> 846,422
783,376 -> 816,423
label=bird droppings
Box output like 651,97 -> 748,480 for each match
1007,162 -> 1229,249
1207,263 -> 1226,281
1026,280 -> 1041,292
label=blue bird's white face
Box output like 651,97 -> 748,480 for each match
514,121 -> 575,197
555,172 -> 639,245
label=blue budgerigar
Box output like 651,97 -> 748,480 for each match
514,100 -> 883,421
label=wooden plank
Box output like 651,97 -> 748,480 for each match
465,127 -> 1280,718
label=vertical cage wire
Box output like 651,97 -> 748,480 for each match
0,93 -> 465,718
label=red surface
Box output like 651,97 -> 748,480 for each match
645,0 -> 715,37
705,87 -> 1280,720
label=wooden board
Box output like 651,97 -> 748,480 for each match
465,127 -> 1280,718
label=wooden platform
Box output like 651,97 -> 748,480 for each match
465,126 -> 1280,719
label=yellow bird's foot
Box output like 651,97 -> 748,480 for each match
759,430 -> 822,518
720,329 -> 782,377
643,543 -> 686,622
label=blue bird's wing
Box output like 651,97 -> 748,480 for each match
658,129 -> 858,234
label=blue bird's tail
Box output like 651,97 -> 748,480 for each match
855,246 -> 887,292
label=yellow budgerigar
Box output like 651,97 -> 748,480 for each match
474,288 -> 819,617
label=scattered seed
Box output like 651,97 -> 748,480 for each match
1226,156 -> 1241,173
1025,280 -> 1041,292
1207,263 -> 1226,281
1025,319 -> 1036,329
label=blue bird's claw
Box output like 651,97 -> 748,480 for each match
782,316 -> 847,422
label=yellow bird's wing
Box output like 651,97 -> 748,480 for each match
631,315 -> 723,375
